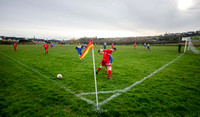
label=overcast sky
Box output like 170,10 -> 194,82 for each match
0,0 -> 199,39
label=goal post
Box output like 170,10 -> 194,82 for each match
182,37 -> 200,54
182,37 -> 190,53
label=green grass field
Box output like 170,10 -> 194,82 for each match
0,44 -> 200,116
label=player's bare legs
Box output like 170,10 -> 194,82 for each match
96,66 -> 102,74
107,66 -> 112,79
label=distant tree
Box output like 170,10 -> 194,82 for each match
69,39 -> 78,44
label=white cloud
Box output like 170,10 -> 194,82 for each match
0,0 -> 199,39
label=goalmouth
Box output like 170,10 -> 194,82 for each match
182,37 -> 200,54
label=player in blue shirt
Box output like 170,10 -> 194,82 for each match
144,43 -> 146,49
109,55 -> 113,63
76,43 -> 84,57
147,43 -> 150,51
103,42 -> 107,49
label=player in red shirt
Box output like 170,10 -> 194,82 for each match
96,47 -> 116,79
112,43 -> 114,48
60,43 -> 62,47
13,43 -> 17,51
134,43 -> 136,49
43,43 -> 49,55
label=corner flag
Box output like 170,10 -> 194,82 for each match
79,39 -> 99,107
80,40 -> 93,60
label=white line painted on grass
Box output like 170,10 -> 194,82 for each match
78,90 -> 122,96
1,52 -> 184,108
0,52 -> 95,106
99,53 -> 184,106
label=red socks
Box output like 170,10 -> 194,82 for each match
97,67 -> 111,78
97,67 -> 101,72
108,70 -> 111,77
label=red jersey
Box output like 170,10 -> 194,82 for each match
112,44 -> 114,48
43,44 -> 49,49
103,49 -> 113,60
13,44 -> 17,48
134,43 -> 136,47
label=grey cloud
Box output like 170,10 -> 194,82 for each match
0,0 -> 199,37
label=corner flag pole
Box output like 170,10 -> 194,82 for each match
92,46 -> 99,107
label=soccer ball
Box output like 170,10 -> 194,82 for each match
57,74 -> 62,79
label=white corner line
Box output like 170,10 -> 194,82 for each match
77,90 -> 122,96
99,53 -> 184,106
0,52 -> 96,106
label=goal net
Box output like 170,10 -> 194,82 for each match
182,37 -> 200,54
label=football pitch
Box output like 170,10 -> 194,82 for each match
0,45 -> 200,116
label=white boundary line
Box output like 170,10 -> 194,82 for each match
98,53 -> 184,106
1,52 -> 184,108
0,52 -> 95,106
78,90 -> 122,96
